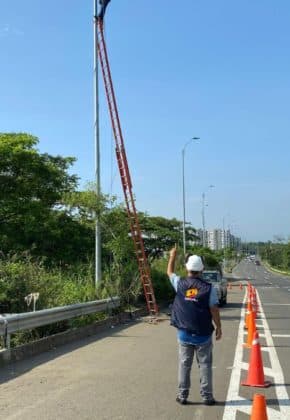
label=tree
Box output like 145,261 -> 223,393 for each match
0,133 -> 78,258
188,246 -> 222,271
139,213 -> 198,256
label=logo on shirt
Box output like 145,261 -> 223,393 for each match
185,288 -> 199,301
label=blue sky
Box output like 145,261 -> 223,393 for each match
1,0 -> 290,242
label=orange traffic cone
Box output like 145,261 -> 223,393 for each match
251,299 -> 257,319
248,289 -> 257,317
252,290 -> 259,312
244,310 -> 256,348
250,394 -> 268,420
245,300 -> 253,329
242,331 -> 271,387
248,290 -> 253,303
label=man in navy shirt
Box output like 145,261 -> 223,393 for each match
167,245 -> 222,405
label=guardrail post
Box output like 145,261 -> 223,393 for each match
3,318 -> 10,349
107,301 -> 113,318
4,333 -> 11,350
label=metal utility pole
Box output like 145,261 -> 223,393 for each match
94,0 -> 101,286
182,148 -> 186,256
201,185 -> 214,247
182,137 -> 200,256
201,192 -> 206,247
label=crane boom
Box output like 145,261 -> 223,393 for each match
96,17 -> 158,316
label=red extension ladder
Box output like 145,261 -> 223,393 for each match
96,17 -> 158,316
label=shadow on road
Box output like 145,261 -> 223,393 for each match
0,320 -> 141,386
219,301 -> 243,321
273,383 -> 290,386
225,398 -> 290,407
186,400 -> 226,406
222,302 -> 243,309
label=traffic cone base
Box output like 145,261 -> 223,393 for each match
241,379 -> 271,388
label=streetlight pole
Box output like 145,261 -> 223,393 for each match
201,185 -> 214,247
94,0 -> 101,286
182,137 -> 200,256
202,192 -> 206,247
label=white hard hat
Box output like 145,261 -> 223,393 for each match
185,255 -> 204,272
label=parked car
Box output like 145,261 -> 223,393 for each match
202,270 -> 228,306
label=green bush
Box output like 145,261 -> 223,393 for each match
151,259 -> 175,301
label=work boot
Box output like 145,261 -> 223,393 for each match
202,398 -> 216,406
176,396 -> 187,405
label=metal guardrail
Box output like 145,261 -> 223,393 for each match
0,297 -> 120,349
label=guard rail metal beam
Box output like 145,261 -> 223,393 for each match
0,297 -> 120,349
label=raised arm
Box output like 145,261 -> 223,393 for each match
167,245 -> 177,277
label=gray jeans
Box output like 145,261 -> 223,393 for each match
178,339 -> 213,400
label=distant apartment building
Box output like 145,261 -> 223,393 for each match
197,229 -> 241,251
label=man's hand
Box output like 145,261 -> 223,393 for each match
210,306 -> 222,341
167,244 -> 177,277
215,327 -> 222,341
169,244 -> 177,259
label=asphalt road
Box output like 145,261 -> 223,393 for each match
0,261 -> 289,420
230,259 -> 290,419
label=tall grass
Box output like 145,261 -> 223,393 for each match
0,254 -> 96,314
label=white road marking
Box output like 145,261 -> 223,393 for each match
272,334 -> 290,338
223,290 -> 290,419
223,294 -> 250,419
257,292 -> 290,416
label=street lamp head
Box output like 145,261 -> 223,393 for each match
182,137 -> 200,153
